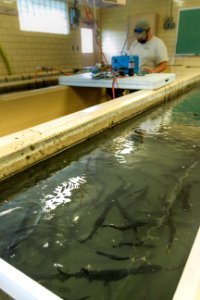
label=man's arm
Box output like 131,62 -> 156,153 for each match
142,61 -> 167,73
149,38 -> 168,73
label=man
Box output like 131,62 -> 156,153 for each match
128,19 -> 168,73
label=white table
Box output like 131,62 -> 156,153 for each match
59,72 -> 176,90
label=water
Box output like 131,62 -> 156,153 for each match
0,87 -> 200,300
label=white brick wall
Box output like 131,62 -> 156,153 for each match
0,0 -> 199,76
101,0 -> 200,68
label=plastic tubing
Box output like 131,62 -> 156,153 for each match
0,258 -> 63,300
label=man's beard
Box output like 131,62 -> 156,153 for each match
138,37 -> 148,44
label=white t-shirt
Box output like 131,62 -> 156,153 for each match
128,36 -> 168,70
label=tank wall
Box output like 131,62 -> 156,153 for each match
0,86 -> 107,136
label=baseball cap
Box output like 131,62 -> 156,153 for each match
134,19 -> 150,38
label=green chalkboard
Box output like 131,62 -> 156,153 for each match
176,7 -> 200,55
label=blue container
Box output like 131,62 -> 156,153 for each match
111,55 -> 139,75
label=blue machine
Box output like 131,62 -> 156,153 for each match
111,55 -> 139,75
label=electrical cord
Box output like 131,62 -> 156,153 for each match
120,17 -> 131,55
111,73 -> 125,99
34,66 -> 73,83
81,0 -> 109,66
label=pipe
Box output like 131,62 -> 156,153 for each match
0,44 -> 12,75
0,258 -> 63,300
93,0 -> 96,21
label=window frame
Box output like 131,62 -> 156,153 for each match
80,27 -> 94,54
17,0 -> 70,35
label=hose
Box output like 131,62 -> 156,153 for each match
0,44 -> 12,75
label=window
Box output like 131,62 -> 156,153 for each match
17,0 -> 69,35
81,28 -> 94,53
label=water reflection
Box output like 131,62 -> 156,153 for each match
42,176 -> 87,213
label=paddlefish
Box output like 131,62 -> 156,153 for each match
159,162 -> 198,227
102,221 -> 148,231
96,250 -> 129,261
78,199 -> 114,243
78,185 -> 125,243
176,181 -> 194,211
113,199 -> 134,226
0,200 -> 43,257
166,209 -> 176,250
112,241 -> 155,249
57,264 -> 162,283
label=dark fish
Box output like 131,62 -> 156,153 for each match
134,128 -> 144,136
113,199 -> 133,226
166,210 -> 176,250
128,128 -> 144,142
96,250 -> 129,261
113,242 -> 133,248
61,297 -> 90,300
78,199 -> 114,243
63,296 -> 90,300
102,221 -> 148,231
6,225 -> 37,253
0,201 -> 42,257
113,241 -> 155,248
78,184 -> 124,243
168,222 -> 176,250
176,181 -> 193,211
120,186 -> 149,210
57,264 -> 162,283
133,186 -> 149,201
161,163 -> 197,218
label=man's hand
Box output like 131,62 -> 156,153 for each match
141,61 -> 167,73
